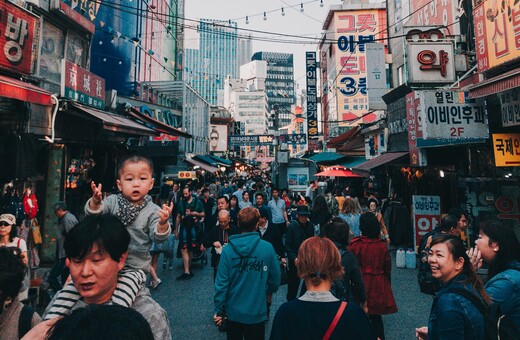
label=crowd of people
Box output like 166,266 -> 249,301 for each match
0,155 -> 519,339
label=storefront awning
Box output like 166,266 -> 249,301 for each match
193,155 -> 219,167
468,68 -> 520,99
353,152 -> 409,172
67,102 -> 157,136
127,107 -> 192,138
0,75 -> 53,106
308,152 -> 347,164
185,156 -> 218,173
207,154 -> 233,166
339,157 -> 367,168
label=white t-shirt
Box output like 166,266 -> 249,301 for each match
6,237 -> 27,253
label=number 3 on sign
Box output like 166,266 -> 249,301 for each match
450,127 -> 464,136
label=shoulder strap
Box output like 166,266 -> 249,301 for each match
18,305 -> 34,338
447,288 -> 487,315
17,237 -> 21,248
323,301 -> 347,340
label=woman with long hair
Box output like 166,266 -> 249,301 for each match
311,195 -> 332,236
350,213 -> 397,340
470,220 -> 520,335
338,197 -> 361,238
270,237 -> 375,340
416,234 -> 490,340
229,195 -> 240,226
367,198 -> 390,243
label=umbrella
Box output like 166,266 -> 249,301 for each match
315,165 -> 363,178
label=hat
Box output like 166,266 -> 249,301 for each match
296,205 -> 311,216
0,214 -> 16,225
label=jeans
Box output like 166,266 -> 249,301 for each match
226,320 -> 265,340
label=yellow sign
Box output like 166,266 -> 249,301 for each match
178,171 -> 196,179
492,133 -> 520,166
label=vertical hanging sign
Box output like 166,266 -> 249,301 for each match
306,52 -> 318,150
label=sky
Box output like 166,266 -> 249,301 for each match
184,0 -> 338,91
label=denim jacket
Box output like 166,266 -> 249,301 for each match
428,274 -> 485,340
485,260 -> 520,331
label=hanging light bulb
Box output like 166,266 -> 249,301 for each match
263,12 -> 267,21
103,57 -> 107,62
300,3 -> 304,12
281,7 -> 285,16
320,0 -> 324,7
245,16 -> 249,24
118,60 -> 122,65
99,40 -> 103,45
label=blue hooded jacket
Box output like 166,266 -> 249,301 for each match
214,232 -> 280,324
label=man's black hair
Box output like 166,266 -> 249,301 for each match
0,247 -> 26,300
359,212 -> 380,239
48,305 -> 153,340
217,195 -> 229,204
64,215 -> 130,262
54,201 -> 68,211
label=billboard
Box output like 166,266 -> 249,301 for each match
492,133 -> 520,166
209,125 -> 228,152
420,91 -> 488,139
407,43 -> 456,84
365,43 -> 387,110
474,0 -> 520,72
408,0 -> 460,36
287,167 -> 309,192
306,52 -> 318,138
61,60 -> 106,109
0,1 -> 39,75
406,92 -> 428,166
499,89 -> 520,127
334,9 -> 387,126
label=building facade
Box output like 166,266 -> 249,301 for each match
251,52 -> 295,132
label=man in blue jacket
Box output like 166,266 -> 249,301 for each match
214,207 -> 280,339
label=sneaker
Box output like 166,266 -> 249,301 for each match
162,262 -> 167,270
189,271 -> 194,277
176,273 -> 192,280
151,279 -> 162,289
168,264 -> 174,270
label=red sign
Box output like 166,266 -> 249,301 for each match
414,214 -> 439,249
56,1 -> 95,34
406,92 -> 423,166
62,60 -> 105,109
0,1 -> 39,75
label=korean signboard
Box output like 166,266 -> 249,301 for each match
473,0 -> 520,72
229,135 -> 274,147
412,195 -> 441,252
406,92 -> 428,166
61,60 -> 106,109
0,1 -> 39,75
420,91 -> 488,139
492,133 -> 520,167
407,43 -> 456,84
365,43 -> 387,110
178,171 -> 196,179
209,125 -> 228,152
306,52 -> 318,138
408,0 -> 460,36
334,9 -> 387,126
499,89 -> 520,127
279,134 -> 307,145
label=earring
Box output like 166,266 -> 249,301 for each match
494,248 -> 498,252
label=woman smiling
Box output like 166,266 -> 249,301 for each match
416,234 -> 489,340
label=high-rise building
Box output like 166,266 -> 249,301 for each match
237,33 -> 253,74
184,19 -> 238,105
251,52 -> 295,131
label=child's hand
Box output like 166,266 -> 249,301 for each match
158,202 -> 174,226
90,181 -> 103,205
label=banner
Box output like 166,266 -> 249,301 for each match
412,195 -> 441,252
209,125 -> 228,152
229,135 -> 274,147
306,52 -> 318,138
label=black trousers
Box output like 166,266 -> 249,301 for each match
369,314 -> 385,340
226,320 -> 265,340
286,259 -> 306,300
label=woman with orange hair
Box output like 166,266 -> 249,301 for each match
270,237 -> 375,340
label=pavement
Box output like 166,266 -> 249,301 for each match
150,244 -> 433,340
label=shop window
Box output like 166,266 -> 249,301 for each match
39,22 -> 65,84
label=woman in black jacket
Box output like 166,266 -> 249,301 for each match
311,195 -> 332,235
321,217 -> 367,311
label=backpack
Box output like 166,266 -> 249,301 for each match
448,280 -> 520,340
18,304 -> 34,338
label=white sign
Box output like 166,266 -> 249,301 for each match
366,43 -> 387,110
419,91 -> 488,139
407,42 -> 455,83
412,195 -> 441,252
287,167 -> 309,192
499,89 -> 520,127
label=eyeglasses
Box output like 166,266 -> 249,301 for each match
0,222 -> 11,227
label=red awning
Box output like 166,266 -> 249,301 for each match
326,126 -> 361,148
353,152 -> 409,171
468,68 -> 520,99
0,75 -> 53,106
127,107 -> 192,138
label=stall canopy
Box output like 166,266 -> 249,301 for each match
66,102 -> 157,136
207,155 -> 233,167
307,152 -> 347,164
126,106 -> 192,138
185,155 -> 218,173
0,75 -> 53,106
353,152 -> 409,172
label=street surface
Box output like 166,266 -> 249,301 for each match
151,244 -> 432,339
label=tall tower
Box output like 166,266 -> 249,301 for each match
237,33 -> 253,74
184,19 -> 238,105
251,52 -> 295,131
